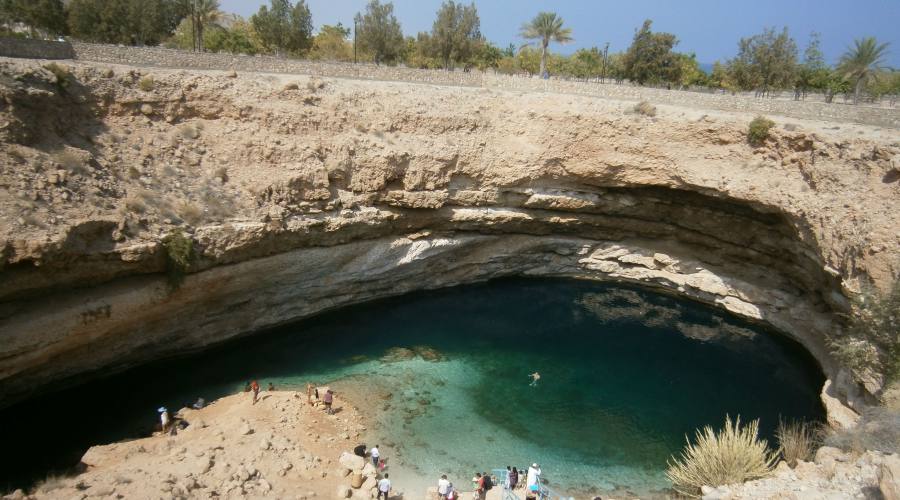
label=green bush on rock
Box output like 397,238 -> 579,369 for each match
162,230 -> 195,290
666,415 -> 778,497
829,278 -> 900,388
748,116 -> 774,146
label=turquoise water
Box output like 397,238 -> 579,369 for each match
0,279 -> 824,496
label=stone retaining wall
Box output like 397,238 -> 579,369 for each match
0,37 -> 74,60
5,39 -> 898,128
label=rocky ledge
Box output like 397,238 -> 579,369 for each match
1,58 -> 898,421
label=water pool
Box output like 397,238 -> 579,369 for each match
0,278 -> 825,496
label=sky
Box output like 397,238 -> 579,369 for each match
219,0 -> 900,67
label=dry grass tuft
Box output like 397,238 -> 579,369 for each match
178,201 -> 203,226
666,415 -> 778,497
776,419 -> 820,467
54,150 -> 87,175
138,76 -> 155,92
179,124 -> 200,140
35,474 -> 68,493
633,100 -> 657,117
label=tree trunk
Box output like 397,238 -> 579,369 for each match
539,40 -> 547,78
854,78 -> 863,105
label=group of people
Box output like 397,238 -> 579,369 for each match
352,444 -> 391,498
464,463 -> 544,500
306,382 -> 336,414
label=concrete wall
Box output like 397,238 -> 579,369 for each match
0,37 -> 74,60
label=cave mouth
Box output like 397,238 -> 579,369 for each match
0,278 -> 824,496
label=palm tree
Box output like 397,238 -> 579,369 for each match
838,37 -> 890,104
185,0 -> 221,52
520,12 -> 573,78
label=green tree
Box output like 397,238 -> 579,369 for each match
794,32 -> 829,99
179,0 -> 221,52
251,0 -> 312,56
728,27 -> 798,96
403,33 -> 441,68
622,19 -> 682,85
0,0 -> 67,37
309,23 -> 352,61
838,37 -> 891,104
471,41 -> 503,70
570,47 -> 602,79
428,1 -> 481,70
519,11 -> 573,78
354,0 -> 404,65
676,52 -> 706,88
69,0 -> 180,45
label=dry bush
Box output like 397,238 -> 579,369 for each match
125,196 -> 146,214
825,406 -> 900,455
633,100 -> 657,117
178,201 -> 203,226
54,150 -> 87,176
179,124 -> 200,140
35,474 -> 68,493
776,419 -> 820,467
748,116 -> 775,146
43,63 -> 72,90
214,166 -> 229,183
666,415 -> 778,497
139,76 -> 155,91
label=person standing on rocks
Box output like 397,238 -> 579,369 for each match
377,473 -> 391,499
158,407 -> 169,434
473,472 -> 485,500
526,463 -> 541,498
306,382 -> 315,404
267,382 -> 275,391
438,474 -> 451,499
323,389 -> 334,414
250,380 -> 260,404
369,444 -> 380,468
507,466 -> 519,490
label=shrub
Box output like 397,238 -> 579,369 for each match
43,63 -> 72,91
776,419 -> 819,467
829,278 -> 900,386
35,474 -> 68,493
54,150 -> 87,175
178,201 -> 203,226
633,100 -> 657,117
179,124 -> 200,140
748,116 -> 775,146
139,76 -> 155,91
825,406 -> 900,454
162,230 -> 194,289
666,415 -> 778,497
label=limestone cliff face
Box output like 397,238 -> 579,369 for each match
0,59 -> 898,412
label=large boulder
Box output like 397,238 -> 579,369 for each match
350,472 -> 364,488
879,455 -> 900,500
339,452 -> 365,471
336,484 -> 352,498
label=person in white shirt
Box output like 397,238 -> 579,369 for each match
370,445 -> 381,468
526,463 -> 541,497
437,474 -> 451,499
158,407 -> 169,433
377,473 -> 391,499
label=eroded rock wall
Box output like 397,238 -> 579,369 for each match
0,58 -> 898,410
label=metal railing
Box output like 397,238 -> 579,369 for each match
490,469 -> 571,500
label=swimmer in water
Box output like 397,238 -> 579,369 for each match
529,372 -> 540,386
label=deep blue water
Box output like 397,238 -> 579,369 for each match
0,278 -> 824,496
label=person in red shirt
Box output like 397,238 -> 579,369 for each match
250,380 -> 260,404
473,472 -> 485,500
